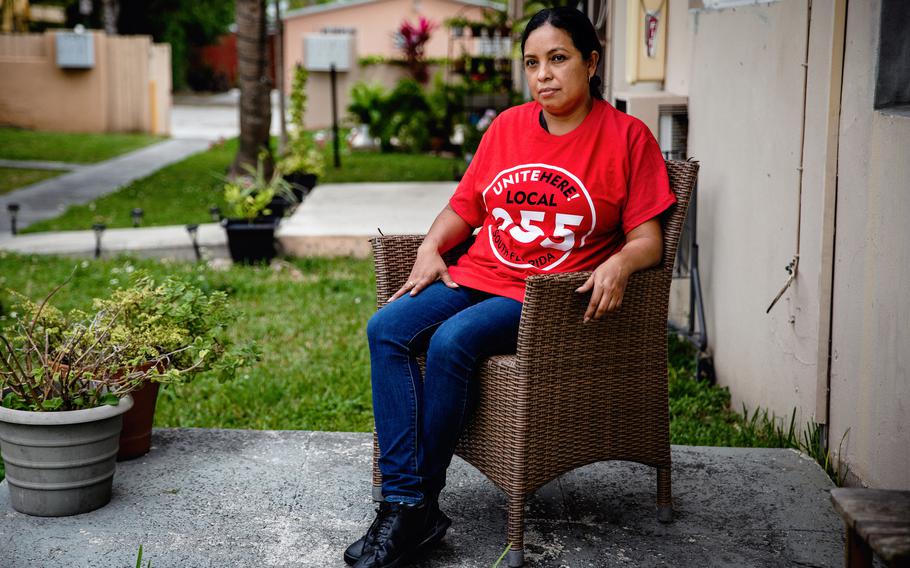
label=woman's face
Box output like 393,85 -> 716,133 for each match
523,23 -> 598,117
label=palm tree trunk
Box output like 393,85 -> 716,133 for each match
233,0 -> 273,176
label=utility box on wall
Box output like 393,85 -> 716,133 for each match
304,34 -> 352,72
56,31 -> 95,69
625,0 -> 667,84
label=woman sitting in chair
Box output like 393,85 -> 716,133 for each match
346,7 -> 676,568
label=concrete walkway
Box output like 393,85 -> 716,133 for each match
0,182 -> 454,259
0,429 -> 843,567
279,181 -> 455,257
0,159 -> 89,172
0,139 -> 210,234
0,222 -> 228,261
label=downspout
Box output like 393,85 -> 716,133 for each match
817,0 -> 849,454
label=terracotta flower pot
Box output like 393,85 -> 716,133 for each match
117,380 -> 161,461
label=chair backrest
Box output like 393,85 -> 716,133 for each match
660,160 -> 700,272
371,159 -> 699,305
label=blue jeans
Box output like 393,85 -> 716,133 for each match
367,281 -> 522,504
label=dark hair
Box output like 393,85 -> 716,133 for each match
520,7 -> 603,100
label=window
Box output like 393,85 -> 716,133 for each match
874,0 -> 910,112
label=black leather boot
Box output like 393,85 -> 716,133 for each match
346,501 -> 451,568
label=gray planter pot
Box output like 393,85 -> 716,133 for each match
0,395 -> 134,517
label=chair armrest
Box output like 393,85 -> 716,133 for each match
370,235 -> 424,307
516,267 -> 670,373
370,234 -> 474,308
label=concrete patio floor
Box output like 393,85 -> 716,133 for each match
0,429 -> 844,567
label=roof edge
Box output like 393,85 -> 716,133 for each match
284,0 -> 504,21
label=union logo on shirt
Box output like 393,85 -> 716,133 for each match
481,163 -> 596,271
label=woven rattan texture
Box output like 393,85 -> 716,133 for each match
368,159 -> 699,556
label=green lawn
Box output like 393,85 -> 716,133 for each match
0,168 -> 62,195
22,139 -> 460,233
0,252 -> 375,433
320,150 -> 461,183
0,252 -> 819,483
0,128 -> 162,164
23,140 -> 238,233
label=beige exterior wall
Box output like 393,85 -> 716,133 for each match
687,1 -> 817,427
283,0 -> 491,130
0,31 -> 170,134
663,0 -> 691,96
827,1 -> 910,489
607,0 -> 909,487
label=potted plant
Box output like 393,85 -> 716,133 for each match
278,142 -> 325,201
444,16 -> 469,37
279,64 -> 326,200
222,154 -> 295,265
0,283 -> 183,516
346,81 -> 387,152
91,275 -> 256,460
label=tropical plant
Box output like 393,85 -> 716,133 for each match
397,16 -> 437,83
425,73 -> 466,145
347,82 -> 387,142
278,64 -> 326,177
288,63 -> 308,130
379,79 -> 430,151
278,143 -> 326,178
347,77 -> 466,153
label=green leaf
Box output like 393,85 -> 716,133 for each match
2,392 -> 26,410
101,393 -> 120,406
41,398 -> 63,411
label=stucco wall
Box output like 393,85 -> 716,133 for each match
827,0 -> 910,489
283,0 -> 491,129
687,1 -> 819,427
0,33 -> 108,132
675,0 -> 908,488
0,31 -> 171,134
663,0 -> 691,96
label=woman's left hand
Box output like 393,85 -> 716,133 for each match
575,255 -> 631,321
574,218 -> 664,321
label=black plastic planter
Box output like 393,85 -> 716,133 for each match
263,195 -> 291,221
223,218 -> 278,264
284,172 -> 318,202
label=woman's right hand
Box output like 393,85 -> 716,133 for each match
388,245 -> 459,302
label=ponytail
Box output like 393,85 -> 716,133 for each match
589,75 -> 603,100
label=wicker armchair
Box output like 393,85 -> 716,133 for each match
368,160 -> 699,567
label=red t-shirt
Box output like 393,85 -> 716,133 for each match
448,99 -> 675,302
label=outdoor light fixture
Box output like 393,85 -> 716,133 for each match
131,208 -> 144,227
7,203 -> 20,235
186,223 -> 201,261
209,206 -> 221,222
92,223 -> 106,259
